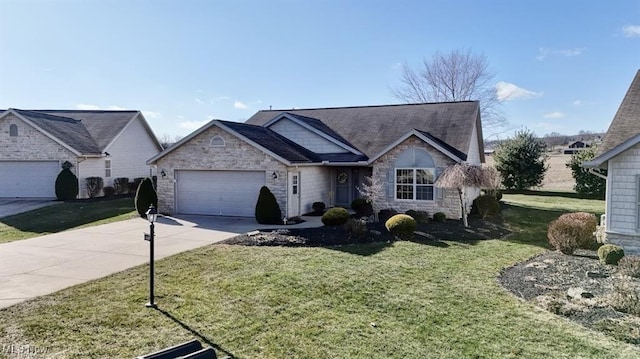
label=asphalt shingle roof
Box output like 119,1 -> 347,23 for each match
596,70 -> 640,156
9,109 -> 139,155
246,102 -> 480,159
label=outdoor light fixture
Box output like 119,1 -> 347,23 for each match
160,169 -> 167,178
272,171 -> 278,180
144,204 -> 158,308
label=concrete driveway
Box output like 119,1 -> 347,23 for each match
0,198 -> 58,218
0,214 -> 321,309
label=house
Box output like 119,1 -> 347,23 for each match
0,109 -> 163,198
563,140 -> 594,155
583,70 -> 640,253
147,101 -> 484,219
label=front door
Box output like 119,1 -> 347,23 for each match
335,169 -> 351,207
288,172 -> 301,217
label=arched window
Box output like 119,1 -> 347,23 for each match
210,135 -> 225,147
9,124 -> 18,137
394,148 -> 436,201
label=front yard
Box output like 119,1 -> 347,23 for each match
0,193 -> 637,358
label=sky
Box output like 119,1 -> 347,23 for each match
1,0 -> 639,141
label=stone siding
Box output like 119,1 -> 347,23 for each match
372,136 -> 461,219
155,125 -> 288,214
0,113 -> 77,172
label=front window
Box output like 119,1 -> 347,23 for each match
396,168 -> 435,201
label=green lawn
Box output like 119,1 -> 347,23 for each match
0,192 -> 637,358
0,197 -> 137,243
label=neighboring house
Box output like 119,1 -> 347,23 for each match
148,101 -> 484,219
0,109 -> 163,198
563,140 -> 593,154
583,70 -> 640,254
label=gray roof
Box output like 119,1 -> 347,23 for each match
596,70 -> 640,157
9,109 -> 141,155
246,102 -> 482,160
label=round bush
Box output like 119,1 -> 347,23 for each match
255,186 -> 282,224
385,214 -> 417,239
547,212 -> 597,254
433,212 -> 447,222
351,198 -> 373,216
471,194 -> 500,218
598,244 -> 625,265
55,168 -> 79,201
321,207 -> 350,226
135,177 -> 158,218
312,201 -> 326,214
405,210 -> 428,224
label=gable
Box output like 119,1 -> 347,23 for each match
0,112 -> 78,159
268,117 -> 348,154
597,70 -> 640,157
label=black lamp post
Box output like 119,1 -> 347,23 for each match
145,204 -> 158,308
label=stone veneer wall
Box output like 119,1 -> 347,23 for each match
155,125 -> 288,214
0,113 -> 78,173
372,136 -> 461,219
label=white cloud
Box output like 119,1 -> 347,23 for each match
179,120 -> 209,130
572,100 -> 582,106
142,111 -> 161,119
195,98 -> 205,105
216,96 -> 231,101
76,104 -> 101,110
105,105 -> 127,110
622,24 -> 640,37
495,81 -> 542,101
537,47 -> 585,60
234,101 -> 248,109
533,121 -> 567,132
544,111 -> 566,119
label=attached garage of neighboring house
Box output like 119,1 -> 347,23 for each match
0,161 -> 59,198
175,170 -> 266,217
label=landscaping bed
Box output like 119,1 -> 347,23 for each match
499,250 -> 640,346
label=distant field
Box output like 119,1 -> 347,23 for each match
485,153 -> 575,191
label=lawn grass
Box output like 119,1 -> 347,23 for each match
0,197 -> 137,243
0,193 -> 637,358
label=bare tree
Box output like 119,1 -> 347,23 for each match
159,134 -> 182,149
435,163 -> 498,227
392,49 -> 505,130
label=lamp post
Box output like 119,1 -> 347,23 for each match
145,204 -> 158,308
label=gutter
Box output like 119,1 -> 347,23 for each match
292,161 -> 370,167
588,168 -> 607,180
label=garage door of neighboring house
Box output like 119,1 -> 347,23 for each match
176,170 -> 266,217
0,161 -> 59,198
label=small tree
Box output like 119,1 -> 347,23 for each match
567,145 -> 606,198
435,163 -> 498,227
84,177 -> 104,198
55,161 -> 79,200
493,130 -> 548,190
255,186 -> 282,224
135,177 -> 158,218
357,175 -> 385,222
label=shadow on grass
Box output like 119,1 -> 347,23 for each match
0,198 -> 135,235
155,306 -> 238,359
500,203 -> 563,250
503,189 -> 604,200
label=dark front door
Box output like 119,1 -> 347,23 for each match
335,169 -> 351,207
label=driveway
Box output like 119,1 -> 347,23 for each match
0,198 -> 58,218
0,214 -> 322,309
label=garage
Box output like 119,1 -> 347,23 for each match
176,170 -> 266,217
0,161 -> 59,198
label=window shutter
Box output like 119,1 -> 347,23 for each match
387,169 -> 394,198
435,167 -> 444,200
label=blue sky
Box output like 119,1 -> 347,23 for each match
1,0 -> 638,141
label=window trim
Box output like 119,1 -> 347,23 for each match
9,124 -> 18,137
395,167 -> 435,201
105,159 -> 112,178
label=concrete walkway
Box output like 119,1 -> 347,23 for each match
0,215 -> 323,309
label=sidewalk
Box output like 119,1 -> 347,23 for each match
0,215 -> 322,309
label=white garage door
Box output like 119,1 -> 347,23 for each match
176,170 -> 266,217
0,161 -> 59,198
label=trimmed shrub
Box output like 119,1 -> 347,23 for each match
598,244 -> 625,265
405,210 -> 429,224
345,218 -> 368,241
471,194 -> 500,219
618,256 -> 640,278
129,177 -> 144,197
378,209 -> 398,224
351,198 -> 373,216
312,202 -> 326,215
385,214 -> 417,239
113,177 -> 129,195
547,212 -> 598,254
135,177 -> 158,218
103,186 -> 116,198
321,207 -> 350,226
85,177 -> 104,198
55,168 -> 79,201
255,186 -> 282,225
433,212 -> 447,222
